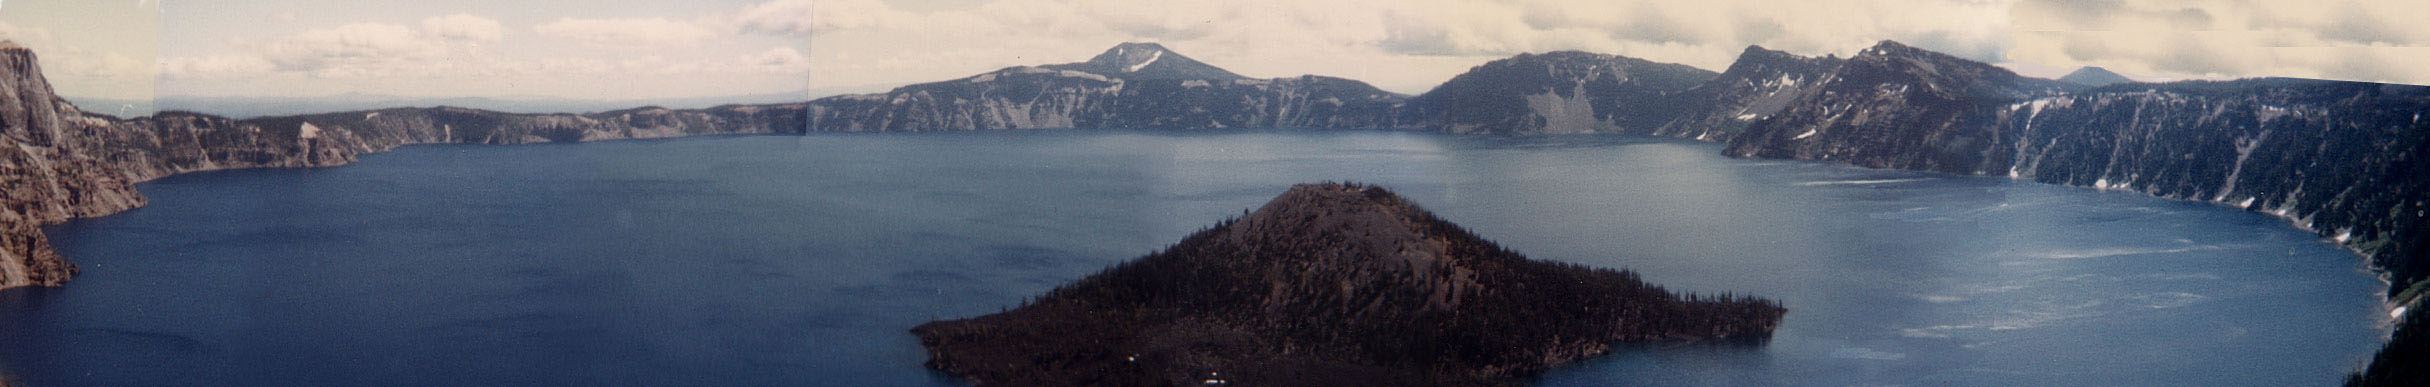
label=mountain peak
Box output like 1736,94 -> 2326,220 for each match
1048,42 -> 1245,80
1860,40 -> 1922,57
2059,66 -> 2135,87
1228,182 -> 1440,274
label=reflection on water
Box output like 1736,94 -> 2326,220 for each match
0,131 -> 2385,386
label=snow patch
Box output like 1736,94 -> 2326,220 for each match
298,122 -> 321,139
1793,128 -> 1819,139
1055,70 -> 1111,82
1126,50 -> 1162,72
1181,79 -> 1209,88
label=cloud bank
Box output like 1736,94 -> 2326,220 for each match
799,0 -> 2425,93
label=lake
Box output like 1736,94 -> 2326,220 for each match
0,131 -> 2388,385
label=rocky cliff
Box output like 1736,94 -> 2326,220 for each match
806,43 -> 1412,131
1709,41 -> 2428,384
1718,41 -> 2430,299
1988,80 -> 2430,293
0,40 -> 809,289
914,183 -> 1783,385
1400,51 -> 1717,135
1722,40 -> 2072,172
1647,45 -> 1845,141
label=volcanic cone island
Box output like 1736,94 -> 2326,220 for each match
913,183 -> 1785,385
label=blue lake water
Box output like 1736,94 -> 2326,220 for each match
0,131 -> 2389,385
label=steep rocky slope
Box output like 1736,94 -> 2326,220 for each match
1723,40 -> 2071,172
1718,42 -> 2429,386
805,43 -> 1412,131
913,183 -> 1783,385
1720,41 -> 2430,300
1648,45 -> 1845,141
1400,51 -> 1717,135
0,41 -> 808,288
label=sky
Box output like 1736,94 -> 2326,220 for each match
0,0 -> 2422,102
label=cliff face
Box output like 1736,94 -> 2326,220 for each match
1722,40 -> 2070,173
913,183 -> 1783,385
806,43 -> 1412,131
1986,80 -> 2430,293
0,40 -> 810,289
1402,51 -> 1718,135
1649,45 -> 1844,141
3,42 -> 117,288
1715,41 -> 2430,297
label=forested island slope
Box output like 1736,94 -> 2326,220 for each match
913,183 -> 1784,385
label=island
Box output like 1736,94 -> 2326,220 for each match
912,183 -> 1785,385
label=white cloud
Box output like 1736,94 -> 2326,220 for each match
534,17 -> 716,48
421,14 -> 504,43
271,12 -> 298,22
790,0 -> 2428,91
157,55 -> 276,79
735,46 -> 812,73
731,0 -> 817,35
2007,0 -> 2430,84
0,21 -> 59,48
1,21 -> 154,85
260,23 -> 449,76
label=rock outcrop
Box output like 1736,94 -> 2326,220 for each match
1648,45 -> 1845,141
913,183 -> 1784,385
1722,40 -> 2071,172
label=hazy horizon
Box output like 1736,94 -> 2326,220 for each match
1,0 -> 2424,104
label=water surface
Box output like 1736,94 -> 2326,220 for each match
0,131 -> 2386,385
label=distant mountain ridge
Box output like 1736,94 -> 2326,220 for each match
151,91 -> 815,119
806,42 -> 1411,131
2058,66 -> 2135,87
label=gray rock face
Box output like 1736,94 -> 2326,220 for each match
807,43 -> 1411,132
1719,40 -> 2430,298
1987,80 -> 2430,293
1649,45 -> 1845,141
1723,40 -> 2069,173
1401,51 -> 1718,135
0,40 -> 810,289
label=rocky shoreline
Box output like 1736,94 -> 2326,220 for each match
0,41 -> 808,289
